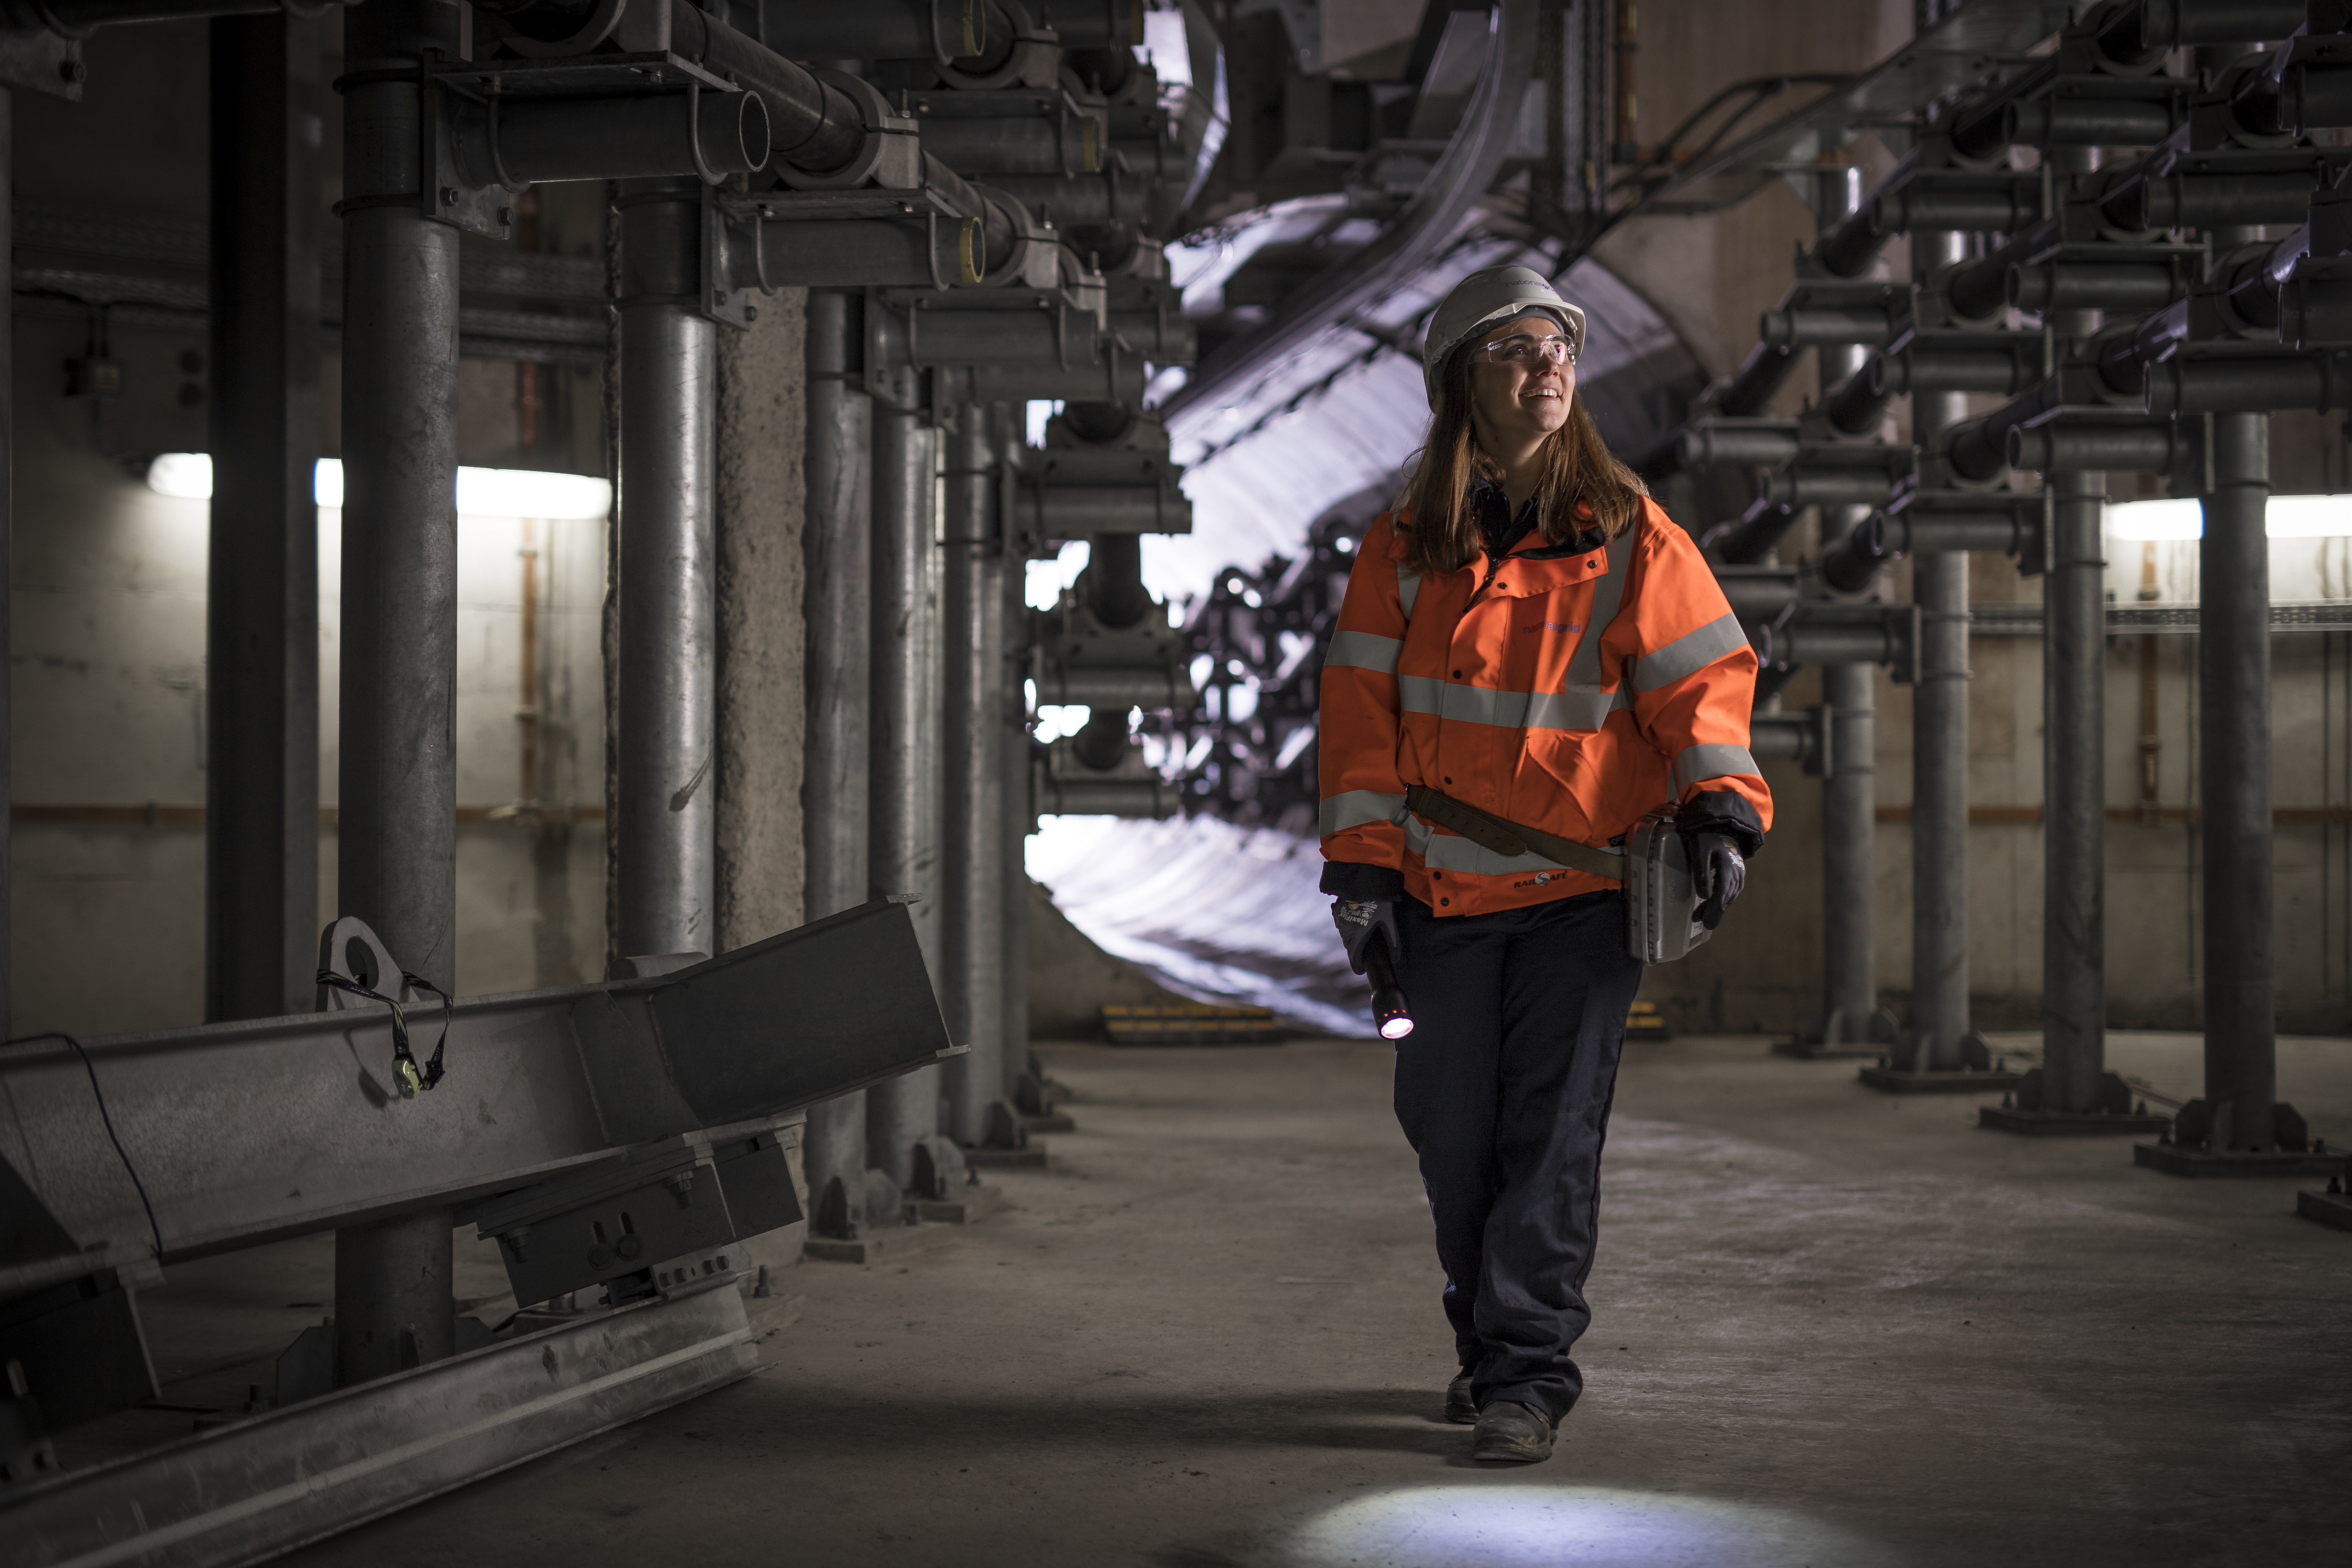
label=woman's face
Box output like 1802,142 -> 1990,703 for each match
1468,311 -> 1577,449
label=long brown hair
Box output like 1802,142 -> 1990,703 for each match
1395,337 -> 1648,576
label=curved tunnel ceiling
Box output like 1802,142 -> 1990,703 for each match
1038,219 -> 1708,1031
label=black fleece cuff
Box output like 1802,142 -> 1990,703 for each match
1320,861 -> 1406,900
1676,790 -> 1764,858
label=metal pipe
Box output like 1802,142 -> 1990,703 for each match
974,171 -> 1144,229
1942,220 -> 2058,322
942,398 -> 1008,1147
1676,421 -> 1801,469
2005,420 -> 2177,474
1002,526 -> 1033,1112
1710,342 -> 1802,419
1824,358 -> 1893,435
802,291 -> 873,1237
457,89 -> 768,185
1876,344 -> 2038,397
867,365 -> 942,1194
2146,352 -> 2351,417
2006,260 -> 2181,315
334,0 -> 461,1383
2119,172 -> 2323,232
1757,306 -> 1890,350
1870,182 -> 2037,235
1,0 -> 301,32
2041,145 -> 2106,1115
1809,165 -> 1881,1050
2002,97 -> 2174,148
206,8 -> 319,1024
1910,229 -> 1972,1072
2201,330 -> 2279,1149
1757,467 -> 1899,509
615,178 -> 717,960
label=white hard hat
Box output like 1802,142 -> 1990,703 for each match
1422,265 -> 1588,408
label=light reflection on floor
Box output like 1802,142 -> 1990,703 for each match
1288,1485 -> 1900,1568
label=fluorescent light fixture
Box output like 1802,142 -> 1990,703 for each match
144,454 -> 611,520
2104,494 -> 2352,541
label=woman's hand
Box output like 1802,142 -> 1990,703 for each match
1688,833 -> 1747,929
1332,898 -> 1403,975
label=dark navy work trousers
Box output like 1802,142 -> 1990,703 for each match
1392,889 -> 1645,1424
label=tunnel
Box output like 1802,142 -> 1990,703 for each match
0,0 -> 2348,1563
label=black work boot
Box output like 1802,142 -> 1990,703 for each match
1471,1400 -> 1555,1463
1444,1370 -> 1477,1425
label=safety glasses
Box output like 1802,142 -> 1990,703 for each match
1475,334 -> 1578,368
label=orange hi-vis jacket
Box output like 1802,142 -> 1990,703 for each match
1318,496 -> 1772,918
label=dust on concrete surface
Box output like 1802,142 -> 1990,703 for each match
265,1035 -> 2351,1568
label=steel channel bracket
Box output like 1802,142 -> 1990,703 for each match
0,897 -> 954,1320
0,30 -> 80,101
2,1275 -> 757,1568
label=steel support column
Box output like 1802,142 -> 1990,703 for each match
2200,416 -> 2276,1146
1001,502 -> 1032,1108
802,290 -> 873,1235
1909,229 -> 1979,1071
1808,166 -> 1890,1051
942,398 -> 1011,1148
334,0 -> 463,1385
2042,146 -> 2107,1112
867,367 -> 943,1192
615,178 -> 718,960
0,92 -> 14,1042
208,9 -> 321,1024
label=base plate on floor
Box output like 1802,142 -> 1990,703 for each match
1979,1106 -> 2172,1136
2133,1142 -> 2345,1178
803,1223 -> 956,1265
1858,1066 -> 2022,1095
1772,1040 -> 1883,1061
965,1145 -> 1049,1169
906,1183 -> 1004,1226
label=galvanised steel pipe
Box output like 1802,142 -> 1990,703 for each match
1875,343 -> 2039,397
1109,309 -> 1197,365
2007,259 -> 2181,315
1041,666 -> 1191,708
1819,511 -> 2033,595
335,0 -> 462,1386
2144,352 -> 2351,417
916,115 -> 1100,178
2098,0 -> 2302,57
867,360 -> 944,1195
2002,96 -> 2174,148
802,291 -> 874,1237
1748,712 -> 1818,768
1772,619 -> 1909,668
2115,172 -> 2325,232
752,217 -> 985,290
909,308 -> 1106,367
0,86 -> 12,1038
1675,421 -> 1800,470
2038,145 -> 2107,1117
747,0 -> 1022,66
1757,467 -> 1901,509
1038,778 -> 1179,817
1710,341 -> 1802,418
455,89 -> 768,185
0,0 -> 311,31
971,358 -> 1147,405
1869,181 -> 2038,236
942,399 -> 1009,1148
615,178 -> 717,963
2005,419 -> 2177,474
956,171 -> 1145,230
1714,566 -> 1800,621
1757,306 -> 1891,350
1702,497 -> 1803,567
1823,359 -> 1893,435
1943,220 -> 2057,322
1910,229 -> 1975,1074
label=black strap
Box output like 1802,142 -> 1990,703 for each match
1404,784 -> 1625,881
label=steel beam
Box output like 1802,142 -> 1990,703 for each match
615,178 -> 717,960
867,365 -> 944,1194
7,1277 -> 757,1568
941,398 -> 1013,1148
335,0 -> 463,1383
1,90 -> 15,1041
802,291 -> 873,1238
1002,490 -> 1033,1112
206,9 -> 321,1025
0,901 -> 952,1281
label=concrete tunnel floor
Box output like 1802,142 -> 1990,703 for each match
162,1032 -> 2352,1565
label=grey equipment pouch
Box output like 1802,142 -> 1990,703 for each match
1402,785 -> 1709,965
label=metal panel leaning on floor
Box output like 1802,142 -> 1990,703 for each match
1315,267 -> 1773,1464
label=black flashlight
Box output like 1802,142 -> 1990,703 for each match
1363,934 -> 1415,1041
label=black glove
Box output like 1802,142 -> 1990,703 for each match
1688,831 -> 1746,930
1332,897 -> 1403,976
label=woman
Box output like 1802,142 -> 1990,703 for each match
1317,265 -> 1770,1464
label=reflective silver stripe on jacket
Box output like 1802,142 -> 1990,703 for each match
1397,563 -> 1421,620
1671,742 -> 1761,793
1319,789 -> 1407,838
1324,629 -> 1402,675
1631,612 -> 1748,692
1399,809 -> 1624,879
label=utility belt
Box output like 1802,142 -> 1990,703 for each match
1402,784 -> 1711,965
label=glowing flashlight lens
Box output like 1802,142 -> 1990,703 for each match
1379,1015 -> 1415,1040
